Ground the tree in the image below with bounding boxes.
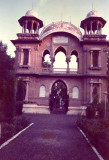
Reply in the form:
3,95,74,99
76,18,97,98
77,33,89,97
0,41,15,122
16,78,26,115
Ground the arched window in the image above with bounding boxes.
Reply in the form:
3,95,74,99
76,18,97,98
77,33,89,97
53,47,67,71
42,50,51,68
39,85,46,97
72,87,79,98
69,50,78,71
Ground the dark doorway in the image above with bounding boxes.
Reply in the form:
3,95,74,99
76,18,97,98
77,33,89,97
49,80,69,113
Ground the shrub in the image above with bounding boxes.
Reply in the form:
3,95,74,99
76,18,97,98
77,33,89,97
86,103,96,119
0,116,30,145
97,102,105,118
77,118,109,160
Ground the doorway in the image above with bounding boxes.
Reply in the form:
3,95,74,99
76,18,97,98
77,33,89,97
49,80,69,113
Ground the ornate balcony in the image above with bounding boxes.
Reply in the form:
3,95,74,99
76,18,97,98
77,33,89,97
16,66,78,75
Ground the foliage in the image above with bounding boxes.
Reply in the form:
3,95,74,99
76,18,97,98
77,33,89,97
0,41,15,122
16,79,26,115
0,116,30,145
97,102,105,118
86,101,106,119
43,61,51,68
77,117,109,160
86,103,96,119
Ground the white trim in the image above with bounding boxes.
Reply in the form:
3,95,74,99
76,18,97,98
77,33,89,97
78,127,104,160
0,123,34,150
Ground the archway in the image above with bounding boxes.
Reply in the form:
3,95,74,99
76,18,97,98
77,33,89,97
49,80,69,113
53,47,67,72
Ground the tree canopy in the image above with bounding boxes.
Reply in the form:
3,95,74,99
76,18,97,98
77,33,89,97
0,41,15,122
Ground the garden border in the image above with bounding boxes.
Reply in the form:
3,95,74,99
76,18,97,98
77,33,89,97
0,122,34,150
77,127,104,160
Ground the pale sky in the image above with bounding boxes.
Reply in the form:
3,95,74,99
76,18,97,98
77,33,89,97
0,0,109,56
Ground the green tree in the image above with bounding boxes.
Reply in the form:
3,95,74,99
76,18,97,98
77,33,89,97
0,41,15,122
16,78,26,115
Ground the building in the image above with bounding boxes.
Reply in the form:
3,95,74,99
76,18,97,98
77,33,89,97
11,9,108,114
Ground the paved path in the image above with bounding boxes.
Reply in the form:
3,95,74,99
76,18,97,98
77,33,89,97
0,114,99,160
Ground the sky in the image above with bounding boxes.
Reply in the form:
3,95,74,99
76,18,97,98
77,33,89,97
0,0,109,57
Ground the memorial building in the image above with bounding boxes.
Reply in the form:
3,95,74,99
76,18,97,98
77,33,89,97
11,9,108,114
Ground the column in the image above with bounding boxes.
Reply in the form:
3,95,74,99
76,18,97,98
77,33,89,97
22,25,24,33
97,21,99,34
85,25,87,35
90,50,93,67
28,49,31,66
100,24,102,35
36,23,39,34
99,82,102,103
31,21,34,34
20,49,24,65
90,22,93,35
25,21,28,33
90,79,93,103
25,81,29,101
66,57,70,74
98,51,101,67
50,57,55,72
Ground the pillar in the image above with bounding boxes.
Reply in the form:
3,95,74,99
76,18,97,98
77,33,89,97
97,21,99,34
28,49,31,66
50,57,55,72
99,82,102,103
90,21,93,35
24,21,28,33
31,21,34,34
22,24,24,33
84,25,87,35
66,57,70,74
90,50,93,67
90,79,93,103
98,51,101,67
20,48,24,65
25,81,29,101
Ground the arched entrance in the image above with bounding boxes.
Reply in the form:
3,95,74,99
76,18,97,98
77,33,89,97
49,80,69,113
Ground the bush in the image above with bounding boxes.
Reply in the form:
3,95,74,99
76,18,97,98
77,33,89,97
97,102,105,118
86,103,96,119
77,118,109,160
16,101,23,115
0,116,30,145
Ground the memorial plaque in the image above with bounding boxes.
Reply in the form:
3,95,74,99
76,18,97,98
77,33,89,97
53,36,68,44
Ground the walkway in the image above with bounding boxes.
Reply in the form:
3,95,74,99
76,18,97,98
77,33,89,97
0,114,99,160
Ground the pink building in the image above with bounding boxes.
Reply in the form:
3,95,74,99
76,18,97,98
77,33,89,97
11,10,108,114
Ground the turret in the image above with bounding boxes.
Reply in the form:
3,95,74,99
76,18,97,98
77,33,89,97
80,10,106,40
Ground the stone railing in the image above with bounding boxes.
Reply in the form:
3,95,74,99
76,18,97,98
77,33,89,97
16,66,78,75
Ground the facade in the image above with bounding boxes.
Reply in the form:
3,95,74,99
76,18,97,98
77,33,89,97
11,9,109,114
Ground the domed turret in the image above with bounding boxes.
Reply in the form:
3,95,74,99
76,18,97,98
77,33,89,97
80,10,106,36
86,10,99,18
18,10,43,35
25,10,38,18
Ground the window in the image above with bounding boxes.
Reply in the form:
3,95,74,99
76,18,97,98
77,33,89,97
39,85,46,97
72,87,79,98
92,50,99,67
23,49,29,65
92,86,98,103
